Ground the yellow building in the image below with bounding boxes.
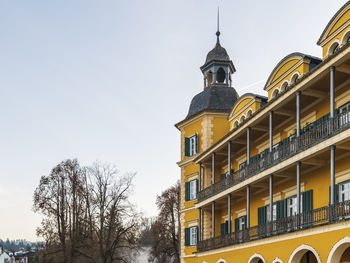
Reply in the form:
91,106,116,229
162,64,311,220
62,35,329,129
176,2,350,263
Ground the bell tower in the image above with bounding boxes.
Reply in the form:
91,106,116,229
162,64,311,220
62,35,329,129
200,8,236,89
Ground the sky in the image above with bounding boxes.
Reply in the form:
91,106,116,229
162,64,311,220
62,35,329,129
0,0,346,241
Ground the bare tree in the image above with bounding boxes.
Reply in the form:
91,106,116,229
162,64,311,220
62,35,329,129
33,159,141,263
148,181,180,263
85,162,140,263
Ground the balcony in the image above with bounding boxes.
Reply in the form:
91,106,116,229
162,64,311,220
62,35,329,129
197,200,350,252
198,109,350,203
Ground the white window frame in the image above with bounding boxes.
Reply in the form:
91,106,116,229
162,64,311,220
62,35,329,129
287,195,303,217
339,102,350,126
189,180,197,201
189,226,197,246
339,181,350,202
189,135,197,156
238,216,245,231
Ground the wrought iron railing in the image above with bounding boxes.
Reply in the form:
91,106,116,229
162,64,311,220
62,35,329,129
197,201,350,252
198,109,350,202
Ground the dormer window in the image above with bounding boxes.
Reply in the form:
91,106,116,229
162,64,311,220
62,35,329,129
271,89,279,99
332,43,340,54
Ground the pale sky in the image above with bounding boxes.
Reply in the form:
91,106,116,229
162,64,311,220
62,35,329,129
0,0,346,241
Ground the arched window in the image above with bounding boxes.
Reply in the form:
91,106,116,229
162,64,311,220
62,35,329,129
234,121,239,128
347,36,350,44
206,71,213,85
217,67,226,83
271,89,279,99
291,73,299,84
281,81,288,92
247,109,253,118
240,115,246,124
332,43,340,54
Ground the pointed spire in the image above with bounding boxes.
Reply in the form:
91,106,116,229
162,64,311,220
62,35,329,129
216,6,220,45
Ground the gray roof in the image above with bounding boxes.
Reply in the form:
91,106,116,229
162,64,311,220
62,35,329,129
204,43,230,65
186,86,239,119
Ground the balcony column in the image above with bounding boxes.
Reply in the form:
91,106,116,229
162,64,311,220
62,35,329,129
198,208,202,242
212,153,215,184
269,111,273,151
296,161,301,214
247,127,251,165
269,174,273,222
247,185,250,228
202,166,205,190
228,194,232,233
202,208,204,240
296,91,301,137
212,201,215,238
228,141,232,173
330,145,336,205
330,66,335,118
198,163,202,192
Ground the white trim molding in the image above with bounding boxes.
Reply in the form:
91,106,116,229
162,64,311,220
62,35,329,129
272,257,284,263
248,253,266,263
288,244,321,263
216,258,227,263
327,39,341,56
327,236,350,263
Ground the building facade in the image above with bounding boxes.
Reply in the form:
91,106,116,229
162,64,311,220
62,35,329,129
176,2,350,263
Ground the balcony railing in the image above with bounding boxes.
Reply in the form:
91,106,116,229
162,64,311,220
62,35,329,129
197,200,350,252
198,109,350,202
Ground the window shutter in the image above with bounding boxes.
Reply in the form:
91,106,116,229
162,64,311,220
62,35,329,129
185,137,190,156
225,220,229,234
277,200,286,219
195,134,199,154
195,226,198,243
234,218,239,232
185,182,190,201
220,223,225,236
302,190,313,213
243,215,247,229
258,206,267,225
335,184,339,203
195,179,198,199
185,228,190,246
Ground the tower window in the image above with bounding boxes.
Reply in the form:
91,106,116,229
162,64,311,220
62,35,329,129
206,71,213,85
217,67,226,83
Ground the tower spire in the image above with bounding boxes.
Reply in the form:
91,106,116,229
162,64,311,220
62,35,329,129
216,6,220,45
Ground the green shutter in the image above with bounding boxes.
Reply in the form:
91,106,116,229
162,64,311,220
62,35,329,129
185,182,190,201
185,228,190,246
225,220,229,234
258,206,267,225
277,200,287,219
220,223,225,236
195,134,199,154
234,218,239,232
302,190,313,213
185,137,190,156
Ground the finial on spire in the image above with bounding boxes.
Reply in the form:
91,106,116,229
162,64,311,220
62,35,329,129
216,6,220,45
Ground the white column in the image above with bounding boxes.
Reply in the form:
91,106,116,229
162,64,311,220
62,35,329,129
228,141,232,174
296,91,301,137
212,201,215,238
296,161,301,214
269,111,273,151
247,185,250,228
228,194,231,233
330,66,335,118
330,145,336,205
247,127,251,165
212,153,215,184
269,174,273,222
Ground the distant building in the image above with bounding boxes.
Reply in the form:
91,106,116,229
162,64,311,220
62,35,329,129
176,2,350,262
